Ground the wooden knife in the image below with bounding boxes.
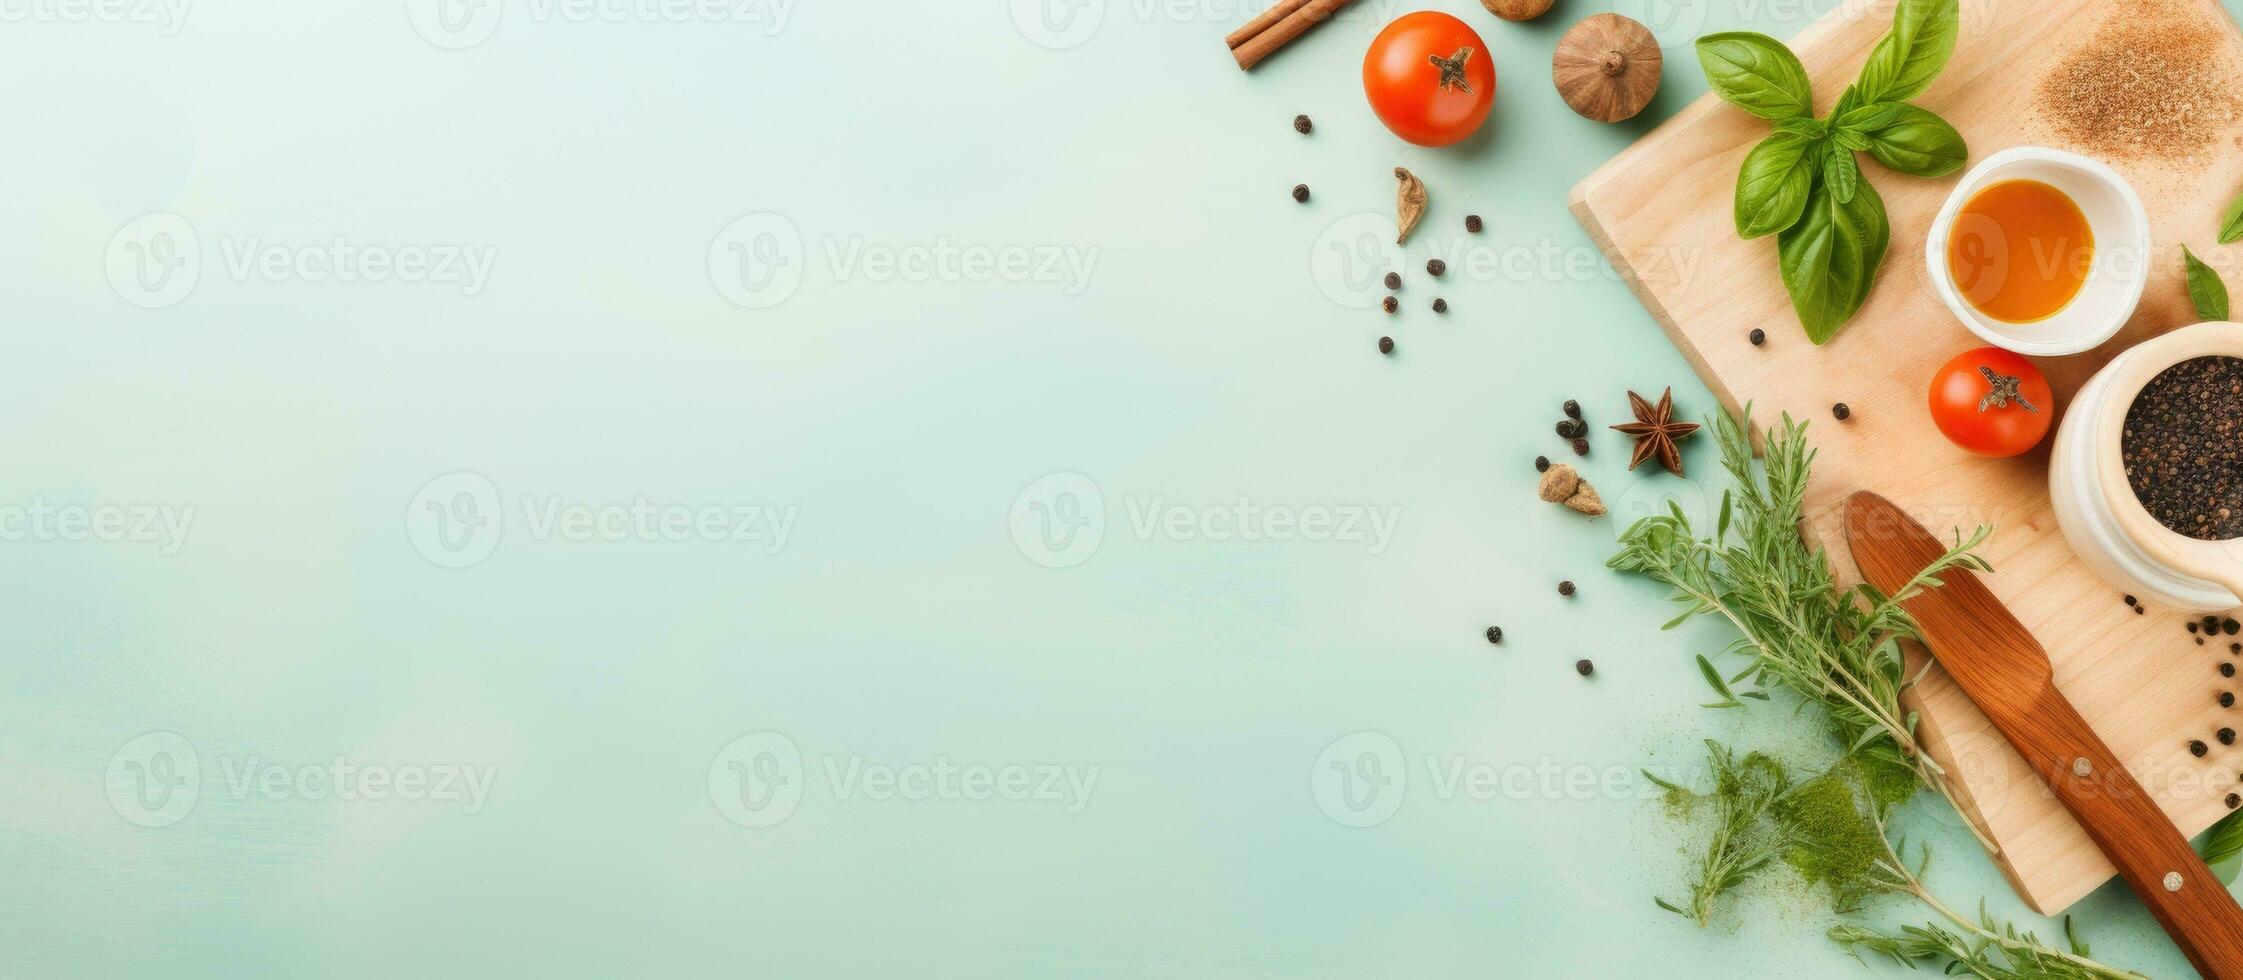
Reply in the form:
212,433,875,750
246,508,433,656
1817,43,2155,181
1845,490,2243,979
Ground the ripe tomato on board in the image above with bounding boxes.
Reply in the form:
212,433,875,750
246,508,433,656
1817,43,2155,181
1362,12,1495,147
1929,347,2054,457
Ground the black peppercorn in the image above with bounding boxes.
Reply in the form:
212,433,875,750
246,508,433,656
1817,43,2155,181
2200,638,2208,646
1748,328,1765,346
1384,272,1401,290
1558,580,1576,597
1563,399,1582,420
1293,114,1312,134
1292,184,1310,203
1833,403,1852,421
2192,739,2210,757
2137,606,2147,615
2124,594,2137,607
2223,663,2235,678
2206,615,2223,634
1485,626,1502,645
2221,728,2237,745
1556,419,1586,439
1382,296,1398,314
2191,622,2202,634
1378,336,1394,355
1571,438,1589,456
1431,298,1447,314
2231,642,2240,654
2222,692,2235,708
1465,214,1483,234
1534,455,1550,472
2227,617,2240,635
1426,259,1446,277
1575,659,1594,677
2228,793,2240,809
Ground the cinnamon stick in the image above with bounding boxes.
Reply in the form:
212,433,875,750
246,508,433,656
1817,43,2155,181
1229,0,1361,70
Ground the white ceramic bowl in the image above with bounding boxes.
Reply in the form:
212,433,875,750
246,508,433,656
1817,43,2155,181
1924,146,2149,356
2050,321,2243,611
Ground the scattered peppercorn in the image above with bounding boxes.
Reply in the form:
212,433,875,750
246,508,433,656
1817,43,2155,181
1384,272,1401,290
1558,580,1576,597
1426,258,1446,277
1293,114,1312,134
2206,615,2223,634
2199,637,2207,646
1485,626,1502,645
2228,793,2240,809
2192,739,2210,757
1557,419,1587,439
2227,617,2240,635
2221,727,2237,745
1382,296,1398,314
2124,594,2137,607
1292,184,1310,203
1432,298,1447,314
1563,399,1582,420
1575,659,1594,677
1534,455,1551,472
2137,606,2147,614
1465,214,1483,233
2223,663,2235,678
1833,403,1852,421
2222,692,2235,708
1748,328,1765,346
1571,438,1590,456
2231,642,2240,654
1378,336,1394,355
2190,621,2201,634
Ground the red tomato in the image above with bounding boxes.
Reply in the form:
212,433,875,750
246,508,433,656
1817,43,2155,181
1929,347,2054,457
1362,12,1495,147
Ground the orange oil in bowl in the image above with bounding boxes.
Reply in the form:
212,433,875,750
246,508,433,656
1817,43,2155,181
1945,179,2094,323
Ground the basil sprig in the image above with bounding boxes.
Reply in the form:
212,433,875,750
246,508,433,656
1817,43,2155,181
1698,0,1968,344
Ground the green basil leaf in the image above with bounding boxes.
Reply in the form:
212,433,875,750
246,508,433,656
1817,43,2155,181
1772,116,1826,139
1696,32,1814,120
1832,101,1907,136
1735,131,1818,238
1857,104,1967,177
1829,84,1863,123
1855,0,1960,104
1780,177,1888,344
2221,189,2243,244
2201,808,2243,884
2185,244,2230,321
1829,128,1870,152
1822,143,1859,205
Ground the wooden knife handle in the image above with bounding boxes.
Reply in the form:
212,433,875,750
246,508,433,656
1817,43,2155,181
2003,689,2243,978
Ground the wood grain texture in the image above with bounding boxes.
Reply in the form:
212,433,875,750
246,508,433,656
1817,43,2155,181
1572,0,2243,914
1849,492,2243,978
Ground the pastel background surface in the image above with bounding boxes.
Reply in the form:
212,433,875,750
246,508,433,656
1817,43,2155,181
0,0,2220,975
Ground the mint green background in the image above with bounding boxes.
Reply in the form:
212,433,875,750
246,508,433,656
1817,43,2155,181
0,0,2226,975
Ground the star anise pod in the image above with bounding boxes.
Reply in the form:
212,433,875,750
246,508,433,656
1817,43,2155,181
1610,387,1699,476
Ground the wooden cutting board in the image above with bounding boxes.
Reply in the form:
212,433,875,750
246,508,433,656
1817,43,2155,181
1574,0,2243,914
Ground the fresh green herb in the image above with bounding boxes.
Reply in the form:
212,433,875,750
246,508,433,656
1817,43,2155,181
1646,741,1790,925
2183,244,2229,320
1609,406,1989,813
2201,808,2243,885
2221,190,2243,245
1697,0,1967,344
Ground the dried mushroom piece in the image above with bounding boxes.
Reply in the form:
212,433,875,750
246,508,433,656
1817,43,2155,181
1394,167,1427,244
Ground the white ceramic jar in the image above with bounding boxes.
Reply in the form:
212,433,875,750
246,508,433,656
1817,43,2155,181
2050,321,2243,611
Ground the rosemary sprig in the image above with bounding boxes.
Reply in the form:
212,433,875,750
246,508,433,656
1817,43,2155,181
1645,741,1790,926
1608,406,1992,843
